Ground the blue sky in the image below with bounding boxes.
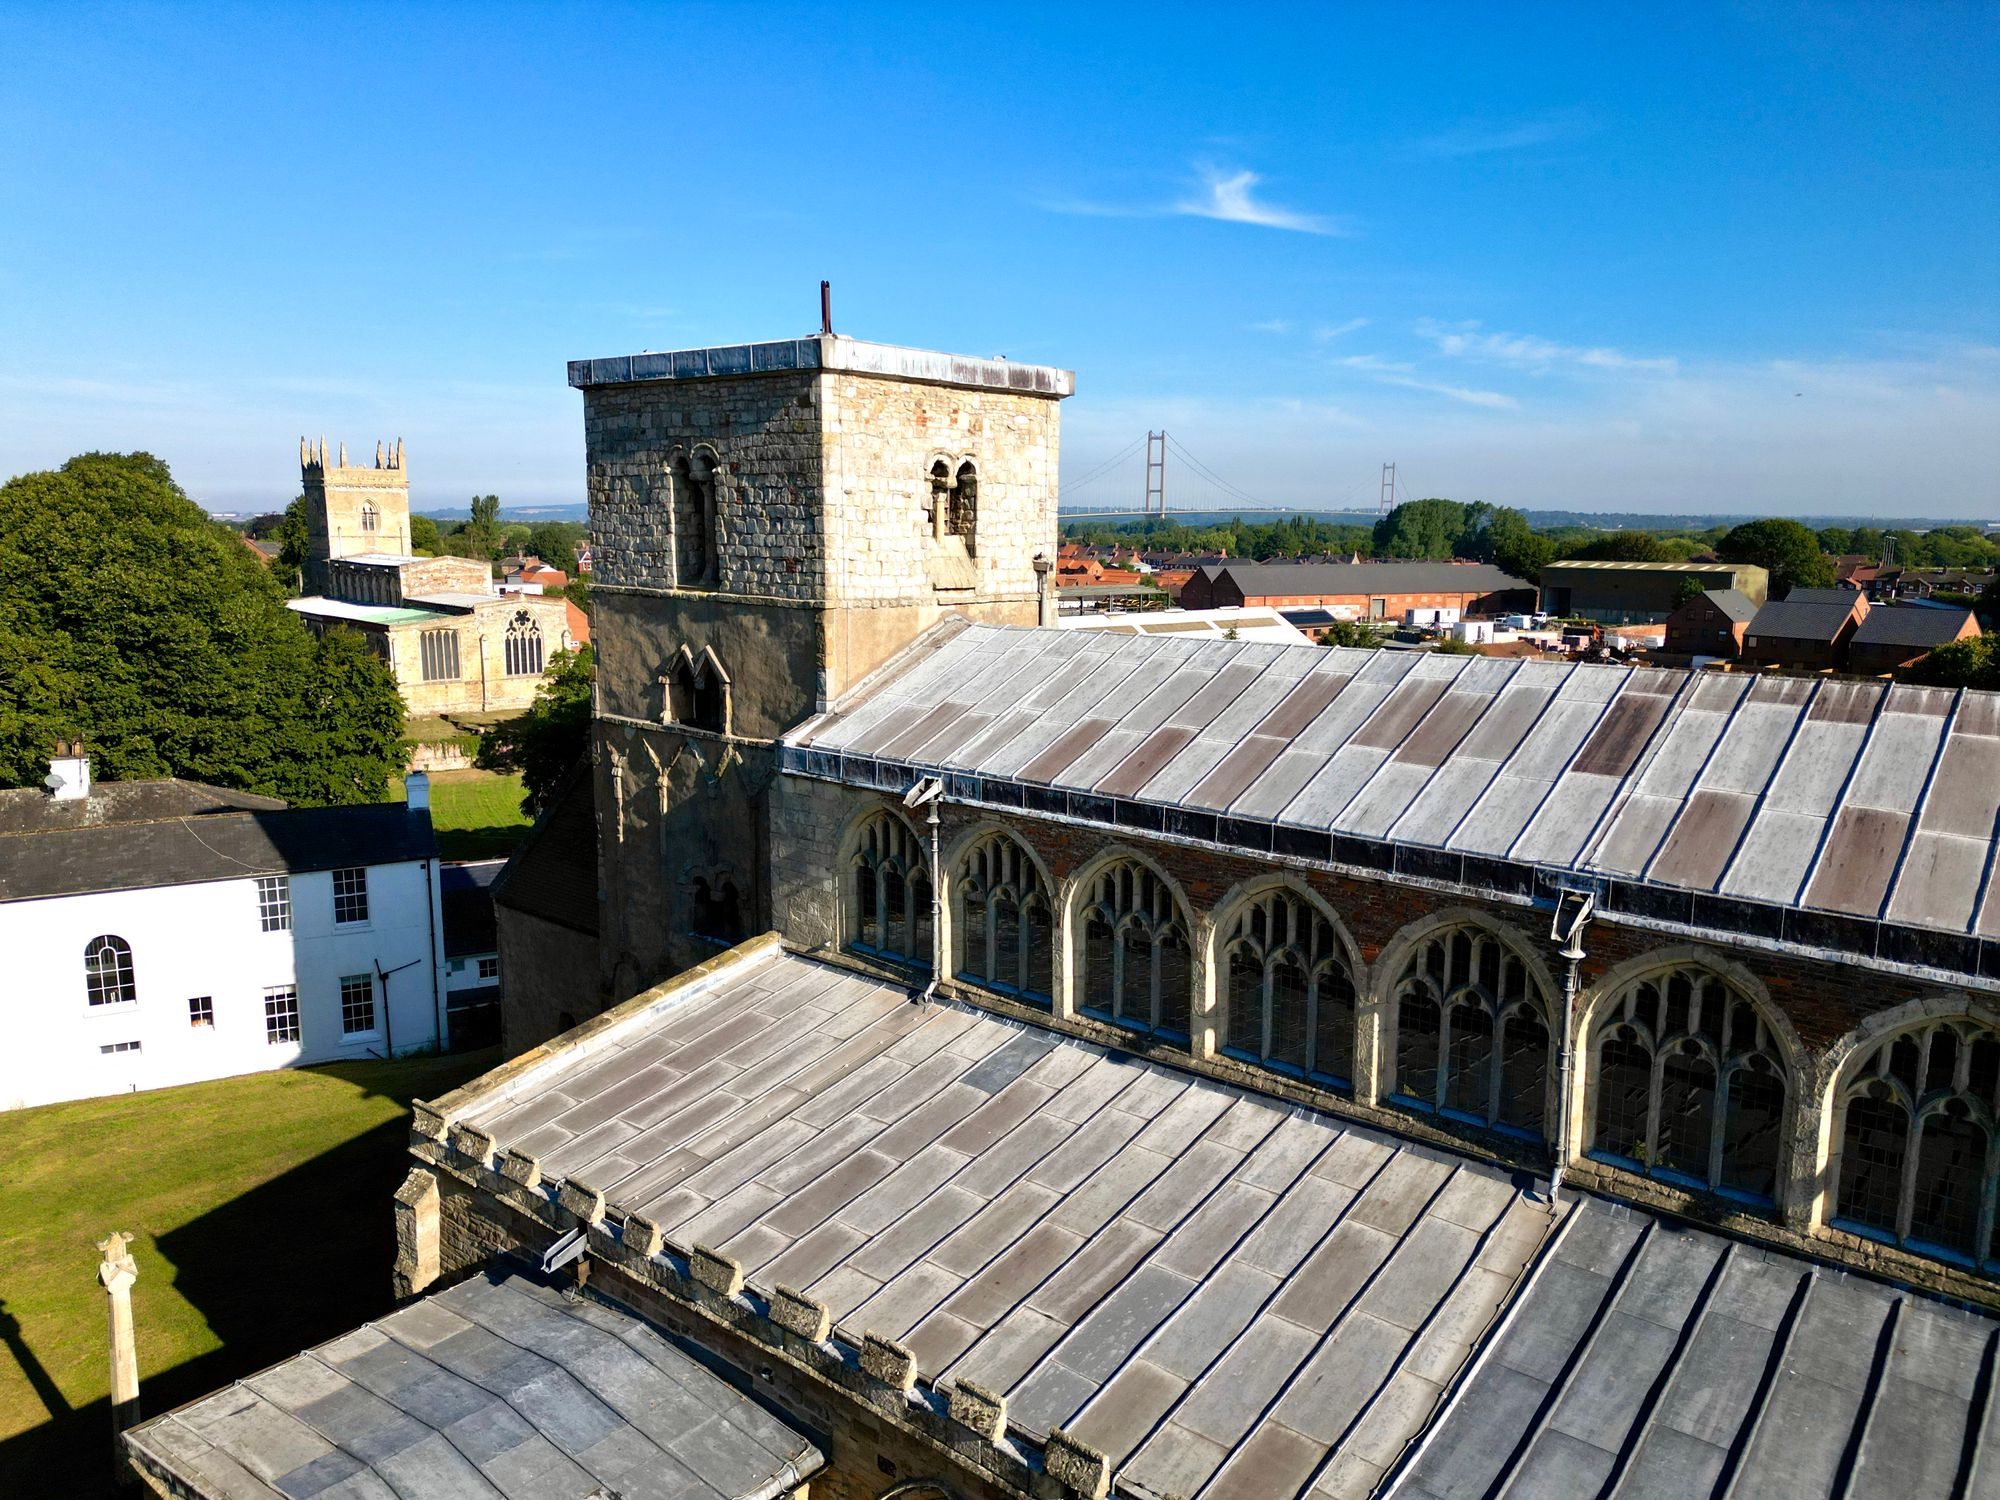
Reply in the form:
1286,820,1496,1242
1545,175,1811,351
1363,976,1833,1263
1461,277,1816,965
2,3,1995,517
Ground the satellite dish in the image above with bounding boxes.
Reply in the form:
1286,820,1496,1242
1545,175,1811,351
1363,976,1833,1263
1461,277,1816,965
43,772,64,792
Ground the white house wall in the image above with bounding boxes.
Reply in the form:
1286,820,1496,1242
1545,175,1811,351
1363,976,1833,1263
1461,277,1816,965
0,861,446,1111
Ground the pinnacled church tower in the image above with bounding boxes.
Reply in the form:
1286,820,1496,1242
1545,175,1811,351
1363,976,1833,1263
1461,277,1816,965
571,315,1072,992
300,436,411,593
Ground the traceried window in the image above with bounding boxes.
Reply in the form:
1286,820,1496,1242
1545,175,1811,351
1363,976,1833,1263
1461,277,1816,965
1391,924,1552,1138
1833,1018,2000,1267
265,985,300,1044
419,628,460,681
504,613,544,677
361,501,379,533
332,866,369,925
1075,860,1192,1043
955,833,1053,1005
256,875,291,932
671,450,718,587
340,974,377,1036
85,935,136,1006
1588,965,1789,1201
847,811,931,970
1220,887,1356,1085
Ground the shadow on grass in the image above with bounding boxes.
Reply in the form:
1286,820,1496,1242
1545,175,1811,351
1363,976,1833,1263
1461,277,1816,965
0,1050,497,1499
435,823,530,861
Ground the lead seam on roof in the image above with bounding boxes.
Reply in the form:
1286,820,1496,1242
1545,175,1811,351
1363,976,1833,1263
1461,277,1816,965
1864,687,1963,923
1711,678,1828,896
1790,681,1898,916
1635,674,1759,886
1573,669,1705,876
1714,1269,1820,1499
1501,665,1637,865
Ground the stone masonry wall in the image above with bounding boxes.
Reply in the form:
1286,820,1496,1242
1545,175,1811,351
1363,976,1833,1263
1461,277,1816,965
584,373,825,598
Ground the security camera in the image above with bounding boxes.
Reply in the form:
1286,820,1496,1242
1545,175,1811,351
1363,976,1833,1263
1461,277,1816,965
903,777,943,810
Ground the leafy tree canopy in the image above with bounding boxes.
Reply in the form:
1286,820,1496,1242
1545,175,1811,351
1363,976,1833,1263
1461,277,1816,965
0,453,406,803
478,644,593,816
1373,498,1478,560
1716,517,1835,596
276,495,310,593
409,514,443,554
1898,636,1998,690
1320,619,1382,649
525,520,588,573
463,494,503,562
1570,531,1675,563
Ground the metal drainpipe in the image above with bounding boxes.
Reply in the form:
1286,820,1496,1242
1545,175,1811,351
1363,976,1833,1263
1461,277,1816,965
922,797,943,1004
1549,895,1593,1198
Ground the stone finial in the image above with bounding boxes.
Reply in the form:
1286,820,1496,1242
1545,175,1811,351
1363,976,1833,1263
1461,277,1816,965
410,1104,447,1142
770,1285,831,1343
391,1169,440,1299
498,1149,541,1190
622,1215,663,1257
690,1245,744,1297
299,436,309,468
1045,1429,1111,1499
557,1178,606,1225
395,437,404,470
447,1122,495,1168
860,1333,917,1393
338,442,347,467
948,1379,1007,1440
376,440,384,468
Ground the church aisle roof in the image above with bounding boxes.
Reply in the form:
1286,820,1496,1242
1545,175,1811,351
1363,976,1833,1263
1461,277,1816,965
441,947,2000,1500
782,623,2000,960
123,1270,824,1500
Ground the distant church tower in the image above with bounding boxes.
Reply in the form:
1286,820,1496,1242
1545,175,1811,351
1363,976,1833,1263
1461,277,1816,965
572,328,1073,993
300,437,411,593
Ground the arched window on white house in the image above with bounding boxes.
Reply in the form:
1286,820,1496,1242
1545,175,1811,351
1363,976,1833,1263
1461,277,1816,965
847,811,931,971
1220,887,1356,1086
955,833,1053,1005
85,935,136,1006
1075,860,1191,1043
1588,965,1789,1202
1392,924,1551,1139
1833,1018,2000,1267
504,612,544,677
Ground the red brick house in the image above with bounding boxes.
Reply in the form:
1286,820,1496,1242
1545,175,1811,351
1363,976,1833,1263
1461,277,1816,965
1850,605,1980,675
1178,560,1532,618
1662,588,1758,659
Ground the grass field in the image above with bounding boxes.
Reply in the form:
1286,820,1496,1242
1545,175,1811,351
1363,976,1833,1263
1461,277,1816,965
404,767,532,860
0,1050,496,1496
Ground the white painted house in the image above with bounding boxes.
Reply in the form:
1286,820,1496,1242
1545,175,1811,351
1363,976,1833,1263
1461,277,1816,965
0,751,450,1111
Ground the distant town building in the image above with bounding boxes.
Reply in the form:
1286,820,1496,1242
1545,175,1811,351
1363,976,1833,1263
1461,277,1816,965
288,440,577,717
1178,560,1532,618
1540,559,1770,624
0,749,448,1110
1850,605,1982,676
1740,587,1869,670
1662,587,1759,660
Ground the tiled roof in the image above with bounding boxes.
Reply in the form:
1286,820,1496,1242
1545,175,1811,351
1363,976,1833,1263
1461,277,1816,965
784,623,2000,943
1697,589,1758,622
441,859,503,958
1744,599,1861,642
1854,606,1978,649
0,778,286,837
446,949,2000,1500
454,949,1561,1500
123,1270,824,1499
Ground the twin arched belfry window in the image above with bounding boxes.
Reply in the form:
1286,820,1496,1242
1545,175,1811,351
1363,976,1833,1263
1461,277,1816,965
1588,965,1788,1201
1834,1018,1999,1267
1393,926,1551,1138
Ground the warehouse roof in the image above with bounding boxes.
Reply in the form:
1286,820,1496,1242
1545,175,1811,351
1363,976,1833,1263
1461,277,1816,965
1854,606,1979,649
439,946,2000,1500
123,1269,823,1500
1201,562,1528,598
1545,560,1750,573
783,623,2000,954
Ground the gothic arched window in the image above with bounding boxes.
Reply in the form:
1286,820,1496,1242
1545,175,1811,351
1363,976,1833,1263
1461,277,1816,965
691,876,744,946
504,613,544,676
951,461,978,548
1391,924,1551,1139
671,451,718,587
1587,965,1790,1201
85,935,136,1006
955,833,1053,1005
360,501,379,534
1220,886,1356,1086
847,811,931,971
1833,1018,2000,1267
1075,859,1191,1043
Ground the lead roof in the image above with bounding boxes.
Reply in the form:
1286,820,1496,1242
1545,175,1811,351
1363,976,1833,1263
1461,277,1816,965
447,949,2000,1500
783,622,2000,944
123,1270,824,1500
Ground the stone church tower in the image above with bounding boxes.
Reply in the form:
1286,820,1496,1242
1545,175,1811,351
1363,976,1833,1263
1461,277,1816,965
571,331,1073,993
300,436,412,593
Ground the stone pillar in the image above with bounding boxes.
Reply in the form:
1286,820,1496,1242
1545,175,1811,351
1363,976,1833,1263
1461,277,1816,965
392,1167,441,1299
96,1231,139,1486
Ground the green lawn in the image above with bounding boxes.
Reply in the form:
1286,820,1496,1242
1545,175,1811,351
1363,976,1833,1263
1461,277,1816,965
0,1050,496,1496
404,767,532,860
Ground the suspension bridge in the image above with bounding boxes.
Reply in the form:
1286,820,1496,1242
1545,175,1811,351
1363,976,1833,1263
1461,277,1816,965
1057,432,1411,519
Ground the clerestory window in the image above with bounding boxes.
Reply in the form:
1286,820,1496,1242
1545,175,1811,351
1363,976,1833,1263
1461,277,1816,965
1075,860,1191,1043
955,832,1053,1005
1391,925,1552,1140
1220,886,1356,1086
847,811,931,971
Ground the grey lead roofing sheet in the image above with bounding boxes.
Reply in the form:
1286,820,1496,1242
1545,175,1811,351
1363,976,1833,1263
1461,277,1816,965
1387,1197,2000,1500
794,625,2000,935
123,1271,822,1500
456,950,1565,1500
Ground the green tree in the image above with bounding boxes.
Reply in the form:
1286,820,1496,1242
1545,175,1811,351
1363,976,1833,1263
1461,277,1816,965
1373,499,1469,559
1431,637,1485,655
0,453,405,803
1673,575,1708,606
562,576,591,615
526,520,588,573
478,645,593,815
409,514,443,554
463,494,503,561
1571,532,1675,563
1716,517,1834,596
1898,636,1997,689
276,494,310,592
1818,526,1854,555
1321,619,1383,649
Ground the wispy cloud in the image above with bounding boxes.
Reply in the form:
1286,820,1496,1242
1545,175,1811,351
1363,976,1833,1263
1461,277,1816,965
1415,318,1678,374
1335,354,1516,408
1173,165,1342,235
1414,113,1590,157
1250,319,1292,334
1314,317,1369,342
1040,162,1347,236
